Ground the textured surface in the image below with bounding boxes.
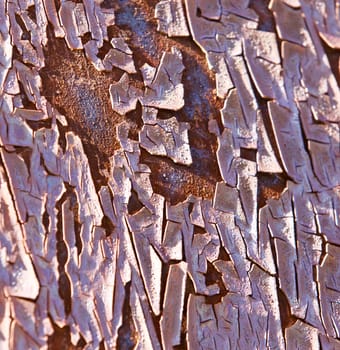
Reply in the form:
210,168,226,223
0,0,339,349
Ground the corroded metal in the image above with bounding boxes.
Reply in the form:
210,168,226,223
0,0,339,349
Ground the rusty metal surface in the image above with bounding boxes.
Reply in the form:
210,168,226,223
0,0,339,349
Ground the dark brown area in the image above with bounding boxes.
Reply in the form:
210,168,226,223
48,323,85,350
277,288,297,330
15,146,32,170
55,187,74,316
26,118,52,132
172,277,195,350
114,0,223,203
40,26,126,185
321,42,340,86
102,215,116,237
204,262,228,305
40,0,223,203
69,188,83,257
257,172,287,208
267,235,298,333
206,261,227,290
173,342,187,350
126,101,144,141
141,150,219,204
127,189,144,214
15,14,31,41
117,282,138,350
18,79,37,109
240,147,257,162
218,247,232,261
143,67,223,202
27,5,37,23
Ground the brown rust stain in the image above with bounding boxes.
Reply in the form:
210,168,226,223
257,172,287,208
321,42,340,86
141,150,219,204
40,0,223,203
277,288,298,331
40,26,129,179
48,324,85,350
39,1,290,208
113,0,223,203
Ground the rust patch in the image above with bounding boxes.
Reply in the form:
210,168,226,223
151,48,223,204
113,0,223,203
257,172,287,208
48,324,84,350
40,1,223,201
40,26,127,177
277,288,297,330
321,42,340,86
172,277,195,350
141,150,219,204
56,188,74,316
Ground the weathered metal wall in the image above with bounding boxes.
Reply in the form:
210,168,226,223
0,0,339,349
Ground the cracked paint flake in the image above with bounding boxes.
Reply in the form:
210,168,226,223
103,38,136,74
139,116,192,165
109,73,141,115
155,0,190,37
141,47,185,110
